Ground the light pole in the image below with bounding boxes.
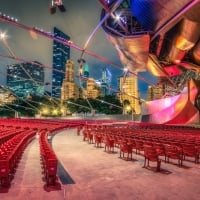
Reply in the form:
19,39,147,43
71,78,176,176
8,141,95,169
125,104,135,121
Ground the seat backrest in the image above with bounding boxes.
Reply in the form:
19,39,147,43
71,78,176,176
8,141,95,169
144,145,158,160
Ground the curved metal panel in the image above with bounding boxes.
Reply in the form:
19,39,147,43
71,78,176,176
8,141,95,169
165,100,199,124
178,61,200,71
177,18,200,44
147,54,166,76
106,34,150,72
141,79,199,124
163,65,182,76
168,45,186,63
141,95,180,115
130,0,194,31
192,41,200,64
185,2,200,21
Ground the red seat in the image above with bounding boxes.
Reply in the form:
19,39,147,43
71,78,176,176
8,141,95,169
153,142,165,156
0,160,10,186
119,141,133,161
143,145,161,172
135,140,144,155
87,132,93,144
164,145,183,166
182,144,198,163
46,159,58,186
94,134,103,148
104,136,115,153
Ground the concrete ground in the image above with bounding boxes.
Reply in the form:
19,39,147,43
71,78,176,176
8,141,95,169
1,128,200,200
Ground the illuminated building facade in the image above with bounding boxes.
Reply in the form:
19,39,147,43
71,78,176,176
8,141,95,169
119,76,141,114
7,61,44,98
79,62,90,89
146,85,164,101
52,27,70,99
0,86,16,105
84,78,101,99
61,60,80,101
100,67,111,96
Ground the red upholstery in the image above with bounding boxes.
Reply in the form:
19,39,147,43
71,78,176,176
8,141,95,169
39,130,58,186
94,134,103,148
104,136,115,153
182,144,198,163
119,140,133,161
0,129,36,187
143,145,161,172
164,145,183,166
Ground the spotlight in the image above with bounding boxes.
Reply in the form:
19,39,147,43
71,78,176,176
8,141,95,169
77,58,86,63
49,0,66,14
58,4,66,12
49,6,56,14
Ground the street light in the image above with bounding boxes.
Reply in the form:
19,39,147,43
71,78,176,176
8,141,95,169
0,32,6,40
125,104,135,121
52,109,58,115
41,107,49,115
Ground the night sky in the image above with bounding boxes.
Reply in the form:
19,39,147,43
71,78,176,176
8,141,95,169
0,0,156,98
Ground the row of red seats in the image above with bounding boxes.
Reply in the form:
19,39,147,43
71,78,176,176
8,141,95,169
91,124,200,148
0,118,85,134
39,130,58,186
0,128,25,146
82,124,200,171
0,129,36,187
0,119,83,188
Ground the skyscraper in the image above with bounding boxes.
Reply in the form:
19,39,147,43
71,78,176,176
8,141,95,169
119,76,141,114
100,67,112,96
0,86,16,105
61,60,80,101
7,61,44,98
83,78,101,99
82,63,90,89
52,27,70,99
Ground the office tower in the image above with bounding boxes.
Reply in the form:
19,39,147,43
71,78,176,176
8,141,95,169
61,60,80,101
0,86,16,105
83,78,101,99
7,61,44,98
80,62,89,89
146,85,165,101
100,67,112,96
119,76,140,114
52,27,70,99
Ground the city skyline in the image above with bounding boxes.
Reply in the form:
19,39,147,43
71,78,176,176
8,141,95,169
0,0,156,98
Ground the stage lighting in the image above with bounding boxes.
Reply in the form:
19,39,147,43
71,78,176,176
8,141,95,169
77,58,86,63
50,6,56,14
58,4,66,12
49,0,66,14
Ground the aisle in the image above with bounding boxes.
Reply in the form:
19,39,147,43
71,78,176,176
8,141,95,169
1,137,64,200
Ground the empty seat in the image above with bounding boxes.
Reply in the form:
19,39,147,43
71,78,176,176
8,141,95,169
182,144,198,163
104,136,115,153
119,141,133,161
94,134,103,148
143,145,161,172
164,145,183,166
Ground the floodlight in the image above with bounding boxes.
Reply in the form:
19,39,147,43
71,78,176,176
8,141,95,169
58,5,66,12
49,6,56,14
